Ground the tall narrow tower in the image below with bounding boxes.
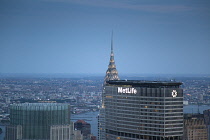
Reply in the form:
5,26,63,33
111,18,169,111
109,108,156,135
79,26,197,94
99,33,120,140
104,32,120,85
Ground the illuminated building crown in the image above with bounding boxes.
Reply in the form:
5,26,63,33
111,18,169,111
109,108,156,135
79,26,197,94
104,32,120,85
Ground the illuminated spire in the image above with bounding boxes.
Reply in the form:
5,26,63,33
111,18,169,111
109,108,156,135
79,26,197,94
104,32,120,85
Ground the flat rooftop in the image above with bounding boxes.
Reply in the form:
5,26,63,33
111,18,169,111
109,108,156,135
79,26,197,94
107,80,182,87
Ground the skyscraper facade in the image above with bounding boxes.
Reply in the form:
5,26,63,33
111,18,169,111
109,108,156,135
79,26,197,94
6,103,72,140
184,114,208,140
103,80,183,140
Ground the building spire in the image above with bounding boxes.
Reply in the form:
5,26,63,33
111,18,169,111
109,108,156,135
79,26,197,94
111,31,113,54
104,32,120,85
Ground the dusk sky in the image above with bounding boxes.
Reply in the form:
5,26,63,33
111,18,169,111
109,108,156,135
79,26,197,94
0,0,210,75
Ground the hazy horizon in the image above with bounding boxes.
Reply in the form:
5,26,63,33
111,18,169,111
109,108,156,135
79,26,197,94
0,72,209,78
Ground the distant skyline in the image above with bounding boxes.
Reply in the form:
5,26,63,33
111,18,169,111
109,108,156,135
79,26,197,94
0,0,210,75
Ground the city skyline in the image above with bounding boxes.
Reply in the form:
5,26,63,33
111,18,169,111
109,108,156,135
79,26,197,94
0,0,210,75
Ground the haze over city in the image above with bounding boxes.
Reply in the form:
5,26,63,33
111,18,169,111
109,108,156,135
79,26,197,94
0,0,210,75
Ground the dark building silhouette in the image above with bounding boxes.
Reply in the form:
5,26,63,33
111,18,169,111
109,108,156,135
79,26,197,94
204,109,210,140
103,80,183,140
90,135,97,140
184,114,208,140
74,120,91,140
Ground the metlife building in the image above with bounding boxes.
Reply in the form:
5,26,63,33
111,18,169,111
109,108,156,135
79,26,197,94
104,80,183,140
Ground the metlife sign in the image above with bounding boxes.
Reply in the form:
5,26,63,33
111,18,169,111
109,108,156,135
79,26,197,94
118,87,137,94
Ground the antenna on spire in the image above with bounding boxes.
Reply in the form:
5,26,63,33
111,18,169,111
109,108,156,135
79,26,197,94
111,30,113,53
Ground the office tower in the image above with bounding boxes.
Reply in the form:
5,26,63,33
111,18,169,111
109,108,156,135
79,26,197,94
204,109,210,140
184,114,208,140
74,120,91,139
99,33,120,140
103,80,183,140
6,103,73,140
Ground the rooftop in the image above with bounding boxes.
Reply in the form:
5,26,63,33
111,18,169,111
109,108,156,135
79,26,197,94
10,103,69,110
75,120,90,125
107,80,182,87
11,103,68,106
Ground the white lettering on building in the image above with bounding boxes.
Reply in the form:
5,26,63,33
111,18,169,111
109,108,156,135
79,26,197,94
118,87,137,94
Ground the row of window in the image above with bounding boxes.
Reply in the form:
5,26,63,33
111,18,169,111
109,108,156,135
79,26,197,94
106,129,183,139
105,95,183,101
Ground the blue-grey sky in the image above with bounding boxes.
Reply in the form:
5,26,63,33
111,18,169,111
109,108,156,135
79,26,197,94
0,0,210,75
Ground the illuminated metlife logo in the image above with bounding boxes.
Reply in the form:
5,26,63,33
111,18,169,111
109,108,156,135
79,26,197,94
172,90,178,97
118,87,137,94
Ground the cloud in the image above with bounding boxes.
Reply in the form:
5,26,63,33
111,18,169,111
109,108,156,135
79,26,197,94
46,0,193,13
